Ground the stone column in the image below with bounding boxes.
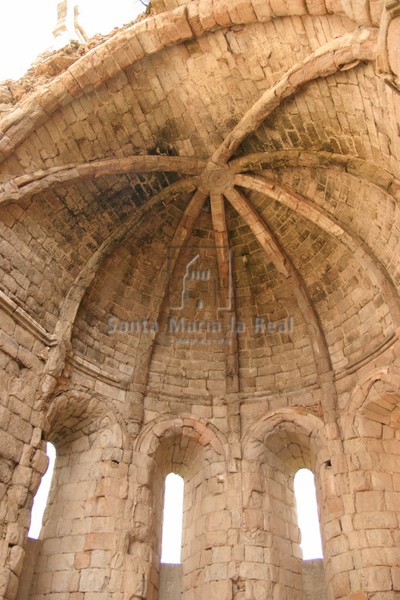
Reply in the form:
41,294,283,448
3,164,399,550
0,351,48,600
320,413,400,599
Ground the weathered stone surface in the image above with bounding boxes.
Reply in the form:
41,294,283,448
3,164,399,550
0,1,398,600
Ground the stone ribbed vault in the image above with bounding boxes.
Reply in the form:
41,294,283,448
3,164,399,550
1,0,400,599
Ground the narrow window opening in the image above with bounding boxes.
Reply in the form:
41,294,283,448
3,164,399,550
294,468,323,560
28,442,56,539
160,473,184,564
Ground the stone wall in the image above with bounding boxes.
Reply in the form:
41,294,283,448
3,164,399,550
302,560,327,600
158,560,328,600
1,0,400,598
15,539,40,600
159,565,183,600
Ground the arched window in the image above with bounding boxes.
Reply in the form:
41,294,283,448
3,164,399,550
294,468,323,560
160,473,184,564
28,442,56,539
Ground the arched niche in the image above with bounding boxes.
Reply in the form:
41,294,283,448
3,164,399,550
131,414,228,600
29,391,127,599
241,408,327,600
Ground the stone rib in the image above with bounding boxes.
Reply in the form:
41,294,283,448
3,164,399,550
210,192,239,395
212,28,378,165
236,173,400,331
0,5,378,164
131,187,208,388
0,156,206,205
224,186,333,379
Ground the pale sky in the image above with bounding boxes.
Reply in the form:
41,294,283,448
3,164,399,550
295,468,324,560
28,442,56,539
0,0,147,81
161,473,185,563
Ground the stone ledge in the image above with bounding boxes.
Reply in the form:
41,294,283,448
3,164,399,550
0,289,57,348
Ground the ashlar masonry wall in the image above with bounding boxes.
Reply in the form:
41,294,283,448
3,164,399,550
1,1,400,599
7,353,400,600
